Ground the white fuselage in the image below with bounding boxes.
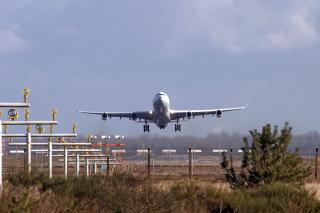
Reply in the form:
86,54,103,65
152,92,171,129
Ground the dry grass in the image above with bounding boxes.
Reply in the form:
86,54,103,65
306,183,320,200
1,171,319,212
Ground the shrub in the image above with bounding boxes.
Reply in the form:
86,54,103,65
8,170,48,187
4,167,320,212
222,123,311,188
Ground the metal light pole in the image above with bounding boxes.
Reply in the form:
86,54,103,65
4,132,78,178
94,161,97,174
24,109,31,132
76,153,80,177
48,140,52,178
27,133,32,173
0,100,30,198
64,146,68,179
85,157,89,177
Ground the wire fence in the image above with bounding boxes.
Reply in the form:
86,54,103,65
2,145,319,181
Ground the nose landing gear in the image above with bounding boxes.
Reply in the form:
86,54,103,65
174,123,181,132
143,124,150,132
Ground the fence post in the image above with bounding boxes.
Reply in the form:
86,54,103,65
189,147,192,180
147,148,151,181
315,147,318,180
152,147,155,174
229,147,233,169
309,144,311,166
107,155,110,176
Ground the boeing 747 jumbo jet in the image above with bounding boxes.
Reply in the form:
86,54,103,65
79,92,247,132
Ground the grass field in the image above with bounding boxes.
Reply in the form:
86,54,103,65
2,153,320,212
0,171,320,212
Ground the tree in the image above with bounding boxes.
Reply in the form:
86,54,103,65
221,123,311,188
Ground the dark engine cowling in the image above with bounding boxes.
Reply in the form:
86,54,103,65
101,113,108,120
131,113,137,121
216,110,222,118
186,111,192,119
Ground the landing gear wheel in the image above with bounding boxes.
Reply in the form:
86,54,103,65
174,124,181,132
143,124,150,133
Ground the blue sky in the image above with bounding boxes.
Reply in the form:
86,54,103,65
0,0,320,136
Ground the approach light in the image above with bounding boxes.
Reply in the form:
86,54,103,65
101,135,111,140
51,109,58,121
22,87,30,103
72,123,78,133
25,109,31,132
8,109,18,121
115,135,125,140
87,134,94,143
24,108,30,121
36,124,44,134
56,136,64,143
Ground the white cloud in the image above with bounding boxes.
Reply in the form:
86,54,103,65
0,25,30,54
163,0,320,53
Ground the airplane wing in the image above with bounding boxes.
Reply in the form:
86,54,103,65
78,110,153,122
170,105,247,121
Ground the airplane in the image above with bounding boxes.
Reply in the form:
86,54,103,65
79,92,247,132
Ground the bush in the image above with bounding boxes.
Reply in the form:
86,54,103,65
222,123,311,188
8,170,48,187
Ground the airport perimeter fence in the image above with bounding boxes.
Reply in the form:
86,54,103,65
2,145,319,180
118,145,317,179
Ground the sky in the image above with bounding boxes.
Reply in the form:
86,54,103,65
0,0,320,137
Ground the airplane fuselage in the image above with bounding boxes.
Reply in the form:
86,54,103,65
152,92,171,129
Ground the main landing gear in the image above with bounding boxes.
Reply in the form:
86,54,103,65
143,123,150,132
175,123,181,132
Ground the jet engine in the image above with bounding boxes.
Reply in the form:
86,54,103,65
131,113,137,121
101,113,108,120
186,111,192,119
216,110,222,118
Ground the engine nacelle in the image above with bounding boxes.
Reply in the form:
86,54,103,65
131,113,137,121
186,111,192,119
101,113,108,120
216,110,222,118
